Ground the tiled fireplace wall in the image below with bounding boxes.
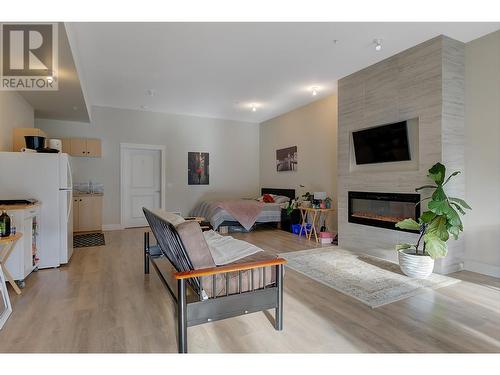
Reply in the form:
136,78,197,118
337,35,465,274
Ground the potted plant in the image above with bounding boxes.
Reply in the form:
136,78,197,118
284,193,311,216
395,162,471,278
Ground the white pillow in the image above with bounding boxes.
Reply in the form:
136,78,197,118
256,194,290,203
272,195,290,204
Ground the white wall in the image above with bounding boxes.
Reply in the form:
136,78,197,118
464,30,500,277
37,105,260,227
260,95,338,231
0,92,34,151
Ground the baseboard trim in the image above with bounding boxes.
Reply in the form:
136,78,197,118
435,262,464,275
102,224,124,231
464,260,500,278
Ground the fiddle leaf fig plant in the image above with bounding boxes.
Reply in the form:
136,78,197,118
395,162,471,259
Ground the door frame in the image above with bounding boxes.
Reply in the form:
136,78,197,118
120,143,166,228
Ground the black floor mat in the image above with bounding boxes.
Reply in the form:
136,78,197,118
74,232,105,248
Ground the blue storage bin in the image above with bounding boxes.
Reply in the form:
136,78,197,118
291,223,311,236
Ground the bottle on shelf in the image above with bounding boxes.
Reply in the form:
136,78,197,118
0,210,11,237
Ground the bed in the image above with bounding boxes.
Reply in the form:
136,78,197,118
189,188,295,231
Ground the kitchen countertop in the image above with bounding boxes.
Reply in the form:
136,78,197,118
73,192,104,197
0,201,40,211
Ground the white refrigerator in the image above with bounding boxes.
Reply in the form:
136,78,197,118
0,152,73,268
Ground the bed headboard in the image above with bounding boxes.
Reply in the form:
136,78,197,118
261,188,296,201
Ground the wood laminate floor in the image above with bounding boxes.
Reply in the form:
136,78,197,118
0,227,499,353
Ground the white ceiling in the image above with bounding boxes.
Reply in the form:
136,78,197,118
69,22,500,123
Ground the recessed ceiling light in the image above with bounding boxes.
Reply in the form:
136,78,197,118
251,104,257,112
374,39,382,51
311,86,319,96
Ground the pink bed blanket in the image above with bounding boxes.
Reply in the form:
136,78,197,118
215,200,265,230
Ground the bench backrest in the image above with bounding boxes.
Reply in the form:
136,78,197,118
143,208,201,294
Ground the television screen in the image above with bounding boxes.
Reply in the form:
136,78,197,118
352,121,410,165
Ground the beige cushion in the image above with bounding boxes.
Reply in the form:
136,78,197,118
176,221,216,269
202,251,277,298
175,221,276,298
151,209,185,226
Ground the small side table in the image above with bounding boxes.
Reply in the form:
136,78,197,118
298,207,335,242
0,233,23,295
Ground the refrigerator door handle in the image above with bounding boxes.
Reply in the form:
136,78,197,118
67,158,73,190
67,189,73,222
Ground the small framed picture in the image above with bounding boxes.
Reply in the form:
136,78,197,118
188,152,210,185
276,146,298,172
0,268,12,330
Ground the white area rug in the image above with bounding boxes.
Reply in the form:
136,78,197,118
280,247,460,308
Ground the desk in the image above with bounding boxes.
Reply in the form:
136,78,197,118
0,233,23,295
298,207,335,242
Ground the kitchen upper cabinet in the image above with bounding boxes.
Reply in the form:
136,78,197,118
70,138,87,156
85,139,102,157
63,138,102,157
73,195,102,232
62,138,71,154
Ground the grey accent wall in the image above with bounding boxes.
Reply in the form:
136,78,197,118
37,106,260,226
338,36,465,274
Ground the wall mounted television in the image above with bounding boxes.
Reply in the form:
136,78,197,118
352,121,411,165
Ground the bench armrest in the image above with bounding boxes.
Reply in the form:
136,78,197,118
173,257,287,280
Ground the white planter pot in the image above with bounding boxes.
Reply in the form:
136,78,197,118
398,249,434,279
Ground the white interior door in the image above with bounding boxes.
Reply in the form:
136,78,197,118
122,146,163,228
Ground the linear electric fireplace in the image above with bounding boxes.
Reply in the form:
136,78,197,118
348,191,420,232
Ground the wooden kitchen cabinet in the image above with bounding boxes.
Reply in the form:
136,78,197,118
70,138,87,156
63,138,102,157
85,139,102,157
62,139,71,154
73,195,102,232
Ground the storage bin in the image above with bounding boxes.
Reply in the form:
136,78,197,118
291,223,311,236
